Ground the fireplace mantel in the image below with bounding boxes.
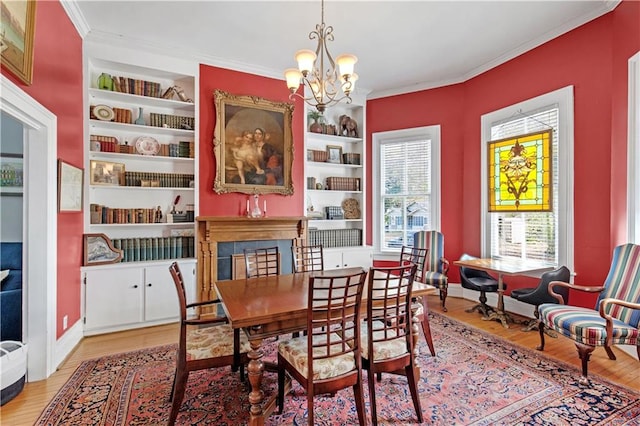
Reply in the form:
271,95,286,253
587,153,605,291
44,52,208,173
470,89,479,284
196,216,308,301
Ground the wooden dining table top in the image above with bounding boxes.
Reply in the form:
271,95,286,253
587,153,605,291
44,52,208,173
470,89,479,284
214,267,437,332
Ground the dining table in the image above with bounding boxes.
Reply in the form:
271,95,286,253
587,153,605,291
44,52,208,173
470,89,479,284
453,257,555,328
214,267,437,426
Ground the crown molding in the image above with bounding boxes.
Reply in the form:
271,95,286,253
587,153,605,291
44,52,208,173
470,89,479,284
60,0,91,38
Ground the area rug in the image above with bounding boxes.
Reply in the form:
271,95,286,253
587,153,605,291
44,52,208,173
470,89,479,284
36,313,640,425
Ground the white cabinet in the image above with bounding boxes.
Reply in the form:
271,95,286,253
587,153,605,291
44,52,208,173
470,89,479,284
304,95,369,252
324,246,373,270
82,260,195,335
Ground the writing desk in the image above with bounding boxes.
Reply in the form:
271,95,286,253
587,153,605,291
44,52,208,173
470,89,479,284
215,268,436,426
453,258,554,328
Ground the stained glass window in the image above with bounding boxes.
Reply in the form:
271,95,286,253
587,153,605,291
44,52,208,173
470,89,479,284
488,130,552,212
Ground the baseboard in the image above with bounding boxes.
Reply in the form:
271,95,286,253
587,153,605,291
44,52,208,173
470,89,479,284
53,320,83,371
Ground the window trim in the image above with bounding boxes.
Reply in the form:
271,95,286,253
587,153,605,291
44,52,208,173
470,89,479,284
372,125,441,257
628,52,640,244
480,86,574,270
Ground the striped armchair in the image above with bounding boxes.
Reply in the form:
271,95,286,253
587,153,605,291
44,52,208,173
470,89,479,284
413,231,450,311
537,244,640,385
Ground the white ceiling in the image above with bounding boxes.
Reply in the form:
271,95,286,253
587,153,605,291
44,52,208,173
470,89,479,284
67,0,618,98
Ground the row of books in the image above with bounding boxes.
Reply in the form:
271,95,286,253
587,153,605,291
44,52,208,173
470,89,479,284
90,204,163,224
149,113,195,130
123,172,194,188
308,229,362,248
112,76,162,98
112,236,194,263
325,177,361,191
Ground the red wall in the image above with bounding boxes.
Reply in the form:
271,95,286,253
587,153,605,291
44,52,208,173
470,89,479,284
367,1,640,306
198,65,304,217
1,2,83,338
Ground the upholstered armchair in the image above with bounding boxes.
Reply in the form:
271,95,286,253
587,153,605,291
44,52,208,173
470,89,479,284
413,231,450,311
537,244,640,385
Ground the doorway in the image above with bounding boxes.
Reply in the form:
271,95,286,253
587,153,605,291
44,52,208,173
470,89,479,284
1,75,57,380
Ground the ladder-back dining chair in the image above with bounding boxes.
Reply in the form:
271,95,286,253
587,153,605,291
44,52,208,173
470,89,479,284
413,230,450,311
168,262,250,425
244,246,280,278
292,244,324,272
277,268,368,426
363,264,423,425
537,244,640,385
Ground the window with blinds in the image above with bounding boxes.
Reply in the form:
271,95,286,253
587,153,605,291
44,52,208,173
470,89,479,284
379,139,431,250
489,106,559,263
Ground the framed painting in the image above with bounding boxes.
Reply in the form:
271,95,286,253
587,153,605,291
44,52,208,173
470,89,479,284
0,153,23,194
326,145,343,164
89,160,125,186
83,233,123,266
58,160,83,212
213,89,294,195
0,0,36,85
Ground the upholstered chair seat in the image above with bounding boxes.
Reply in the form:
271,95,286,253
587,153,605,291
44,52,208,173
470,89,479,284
359,322,407,361
186,324,251,360
278,333,357,380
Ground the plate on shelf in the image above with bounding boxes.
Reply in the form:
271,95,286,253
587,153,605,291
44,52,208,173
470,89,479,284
135,136,160,155
93,104,114,121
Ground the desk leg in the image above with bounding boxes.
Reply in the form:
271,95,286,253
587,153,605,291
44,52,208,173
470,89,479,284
482,273,513,328
248,336,265,426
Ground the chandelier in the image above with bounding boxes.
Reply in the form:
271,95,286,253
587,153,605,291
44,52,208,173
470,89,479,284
284,0,358,113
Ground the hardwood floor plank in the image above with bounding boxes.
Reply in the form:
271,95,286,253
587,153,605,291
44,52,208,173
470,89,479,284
1,296,637,425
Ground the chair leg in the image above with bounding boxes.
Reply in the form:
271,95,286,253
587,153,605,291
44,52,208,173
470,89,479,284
368,369,379,426
536,320,546,351
419,297,436,356
440,287,448,312
405,363,424,423
277,362,285,414
353,376,367,426
604,345,617,360
307,387,315,426
575,342,596,385
168,369,188,426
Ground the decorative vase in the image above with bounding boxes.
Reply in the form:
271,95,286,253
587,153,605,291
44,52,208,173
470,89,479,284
97,73,113,91
135,107,145,125
309,118,323,133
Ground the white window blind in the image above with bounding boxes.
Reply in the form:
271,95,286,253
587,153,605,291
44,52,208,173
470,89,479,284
489,107,559,263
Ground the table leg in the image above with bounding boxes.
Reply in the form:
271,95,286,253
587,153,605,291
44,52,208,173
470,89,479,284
482,273,514,328
248,335,265,426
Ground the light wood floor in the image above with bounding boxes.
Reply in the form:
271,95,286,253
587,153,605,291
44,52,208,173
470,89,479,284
2,295,638,425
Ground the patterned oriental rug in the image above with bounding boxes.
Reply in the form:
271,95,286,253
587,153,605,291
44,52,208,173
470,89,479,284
36,313,640,426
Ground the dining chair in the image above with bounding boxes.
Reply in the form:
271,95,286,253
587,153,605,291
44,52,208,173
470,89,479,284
399,245,436,356
277,268,368,426
413,230,450,311
244,246,280,278
292,244,324,272
168,262,250,426
362,264,423,425
537,244,640,385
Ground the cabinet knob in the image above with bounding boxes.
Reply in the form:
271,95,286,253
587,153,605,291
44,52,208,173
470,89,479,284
133,284,138,288
147,283,152,287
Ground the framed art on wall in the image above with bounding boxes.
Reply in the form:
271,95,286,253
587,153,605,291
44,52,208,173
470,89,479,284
0,0,37,85
213,89,294,195
58,160,83,212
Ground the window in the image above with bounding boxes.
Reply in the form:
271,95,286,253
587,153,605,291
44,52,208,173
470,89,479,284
628,52,640,244
373,126,441,253
481,86,574,268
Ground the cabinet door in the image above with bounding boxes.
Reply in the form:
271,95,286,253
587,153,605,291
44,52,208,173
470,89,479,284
84,268,143,331
144,265,180,322
341,247,373,269
324,250,345,270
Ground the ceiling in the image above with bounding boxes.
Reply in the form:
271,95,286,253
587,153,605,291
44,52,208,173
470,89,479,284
67,0,618,99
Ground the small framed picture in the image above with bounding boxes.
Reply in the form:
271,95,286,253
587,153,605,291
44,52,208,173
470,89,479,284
89,160,125,186
57,160,83,212
326,145,343,164
83,233,123,266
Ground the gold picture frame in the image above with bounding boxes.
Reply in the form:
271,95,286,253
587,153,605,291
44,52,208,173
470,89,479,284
213,89,294,195
0,1,37,85
57,160,83,212
326,145,343,164
89,160,125,186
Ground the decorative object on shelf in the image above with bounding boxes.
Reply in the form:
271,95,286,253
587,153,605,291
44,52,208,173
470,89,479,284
341,198,361,219
134,136,160,156
134,107,145,125
89,160,125,186
93,105,115,121
97,73,113,91
57,160,83,212
213,89,294,195
154,206,163,223
161,86,193,103
315,182,323,190
284,0,358,113
1,0,36,85
246,194,264,218
339,115,359,138
83,233,123,266
326,145,343,164
308,111,324,133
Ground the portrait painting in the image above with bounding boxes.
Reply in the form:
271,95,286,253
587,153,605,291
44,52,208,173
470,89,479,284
213,89,294,195
0,0,36,85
